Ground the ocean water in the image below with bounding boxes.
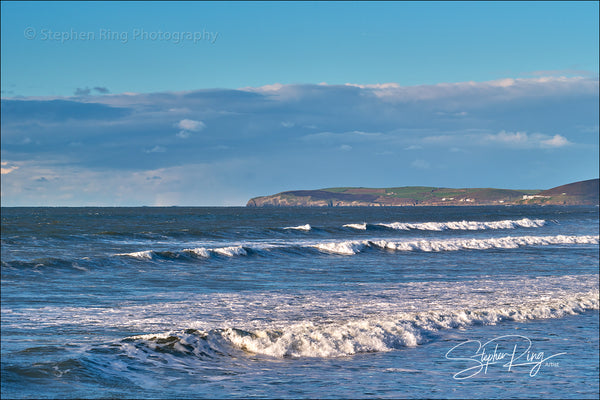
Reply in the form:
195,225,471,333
1,205,598,399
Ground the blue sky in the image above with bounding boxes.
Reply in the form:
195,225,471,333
1,1,598,206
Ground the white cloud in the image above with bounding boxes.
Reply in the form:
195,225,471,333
302,130,382,142
418,131,573,149
484,131,529,145
1,161,19,175
355,75,596,101
175,118,206,139
483,131,571,149
2,74,596,205
241,83,284,92
344,82,400,89
145,146,166,153
176,119,205,132
541,134,570,148
490,78,516,88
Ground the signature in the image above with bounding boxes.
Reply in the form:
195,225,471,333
445,334,565,380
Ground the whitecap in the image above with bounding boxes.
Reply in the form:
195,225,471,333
343,223,367,230
284,224,312,231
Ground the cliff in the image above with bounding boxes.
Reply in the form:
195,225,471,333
246,179,599,207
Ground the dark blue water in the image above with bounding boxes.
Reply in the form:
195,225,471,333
1,206,598,399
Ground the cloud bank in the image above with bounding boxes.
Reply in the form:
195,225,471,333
1,76,598,205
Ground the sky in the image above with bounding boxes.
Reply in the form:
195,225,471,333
1,1,598,206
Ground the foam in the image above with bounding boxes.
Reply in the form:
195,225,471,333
212,246,247,257
313,235,599,255
116,250,155,260
284,224,312,231
123,288,599,359
343,223,367,230
118,234,598,259
376,218,546,231
183,246,247,257
312,241,368,255
183,247,210,258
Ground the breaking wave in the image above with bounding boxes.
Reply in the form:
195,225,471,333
117,245,249,260
345,218,546,231
115,235,598,259
122,288,598,359
283,224,312,231
312,234,598,255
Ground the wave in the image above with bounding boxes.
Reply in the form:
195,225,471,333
283,224,312,231
345,218,546,232
114,234,599,259
122,288,598,359
117,245,249,260
342,223,367,230
1,257,92,272
312,234,598,255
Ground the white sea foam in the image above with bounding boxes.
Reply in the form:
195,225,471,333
10,272,597,360
313,235,598,255
375,218,546,231
183,247,211,258
212,246,247,257
123,287,599,359
312,241,368,255
226,288,598,358
183,246,247,257
120,234,598,259
343,223,367,230
284,224,312,231
117,250,155,260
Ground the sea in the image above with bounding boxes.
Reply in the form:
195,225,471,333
1,205,598,399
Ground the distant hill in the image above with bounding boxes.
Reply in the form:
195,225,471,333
533,179,599,205
246,179,599,207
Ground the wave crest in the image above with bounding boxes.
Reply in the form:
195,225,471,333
314,235,599,255
284,224,312,231
124,289,598,359
376,218,546,231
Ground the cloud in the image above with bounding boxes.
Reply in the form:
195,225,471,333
74,87,91,96
177,119,206,132
302,130,382,143
540,134,571,148
145,145,166,153
241,83,284,92
344,82,400,89
74,86,111,96
419,130,573,149
528,69,596,78
483,131,572,149
1,75,597,205
1,161,19,175
176,118,206,138
93,86,110,94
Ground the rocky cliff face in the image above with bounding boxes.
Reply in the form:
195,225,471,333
246,190,384,207
246,179,599,207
